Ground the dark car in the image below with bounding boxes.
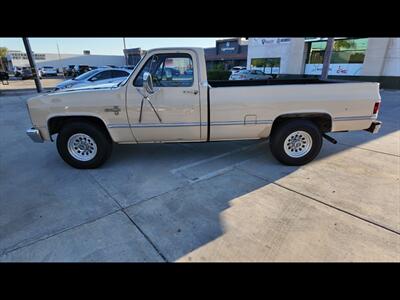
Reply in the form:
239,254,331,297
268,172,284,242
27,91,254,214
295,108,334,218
21,67,42,80
73,65,91,77
0,71,9,83
63,65,75,77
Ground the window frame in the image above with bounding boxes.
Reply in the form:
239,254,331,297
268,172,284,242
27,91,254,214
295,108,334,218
133,53,194,88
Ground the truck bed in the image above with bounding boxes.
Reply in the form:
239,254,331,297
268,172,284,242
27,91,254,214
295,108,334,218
208,78,350,88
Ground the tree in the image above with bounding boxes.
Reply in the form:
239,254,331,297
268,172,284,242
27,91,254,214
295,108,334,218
0,47,8,57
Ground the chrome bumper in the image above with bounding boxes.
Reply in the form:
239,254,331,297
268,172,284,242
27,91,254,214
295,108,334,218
26,127,44,143
365,121,382,134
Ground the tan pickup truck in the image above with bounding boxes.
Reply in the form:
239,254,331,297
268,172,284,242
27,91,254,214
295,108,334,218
26,47,382,169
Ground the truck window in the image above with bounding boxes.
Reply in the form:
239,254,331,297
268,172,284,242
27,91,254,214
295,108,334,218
134,53,194,87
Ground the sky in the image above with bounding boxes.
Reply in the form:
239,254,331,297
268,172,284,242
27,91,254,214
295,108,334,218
0,38,225,55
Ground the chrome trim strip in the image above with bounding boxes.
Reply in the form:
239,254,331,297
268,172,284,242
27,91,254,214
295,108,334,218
107,124,131,128
333,116,374,121
107,120,273,129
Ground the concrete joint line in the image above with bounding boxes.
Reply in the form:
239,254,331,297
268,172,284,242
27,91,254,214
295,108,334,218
237,167,400,236
0,209,120,258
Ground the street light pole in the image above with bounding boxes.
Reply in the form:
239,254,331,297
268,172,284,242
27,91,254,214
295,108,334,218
321,37,334,80
123,37,128,65
22,37,42,93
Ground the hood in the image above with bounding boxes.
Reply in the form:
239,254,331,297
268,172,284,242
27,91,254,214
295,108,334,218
51,81,121,94
56,79,77,89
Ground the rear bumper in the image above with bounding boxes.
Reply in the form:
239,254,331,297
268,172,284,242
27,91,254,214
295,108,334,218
26,127,44,143
365,120,382,134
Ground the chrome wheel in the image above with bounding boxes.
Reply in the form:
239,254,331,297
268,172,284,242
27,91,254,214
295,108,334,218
67,133,97,161
283,130,313,158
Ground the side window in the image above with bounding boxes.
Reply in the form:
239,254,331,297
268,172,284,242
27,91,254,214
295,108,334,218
134,54,194,87
112,70,129,78
90,70,113,81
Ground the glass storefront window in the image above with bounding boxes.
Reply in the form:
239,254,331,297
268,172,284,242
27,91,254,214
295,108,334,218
250,57,281,74
306,38,368,64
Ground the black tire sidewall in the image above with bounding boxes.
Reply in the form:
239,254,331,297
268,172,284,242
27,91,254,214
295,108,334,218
56,122,112,169
270,119,322,166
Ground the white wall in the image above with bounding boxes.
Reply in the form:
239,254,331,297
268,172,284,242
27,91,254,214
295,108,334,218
10,52,125,69
382,38,400,76
247,38,305,74
36,55,125,69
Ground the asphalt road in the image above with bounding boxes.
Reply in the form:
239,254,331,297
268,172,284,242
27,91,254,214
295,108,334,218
0,88,399,262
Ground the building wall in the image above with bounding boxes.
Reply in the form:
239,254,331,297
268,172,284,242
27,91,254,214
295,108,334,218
35,55,125,69
382,38,400,76
247,38,305,74
7,51,125,69
361,38,390,76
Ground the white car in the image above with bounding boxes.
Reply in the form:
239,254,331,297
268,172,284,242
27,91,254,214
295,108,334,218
40,66,58,77
55,68,131,90
230,66,246,75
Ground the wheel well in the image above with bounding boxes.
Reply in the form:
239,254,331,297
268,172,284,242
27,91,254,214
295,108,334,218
48,116,111,139
271,113,332,133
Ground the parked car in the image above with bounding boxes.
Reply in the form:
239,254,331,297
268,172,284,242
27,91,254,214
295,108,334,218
21,67,42,80
63,65,76,77
14,66,23,77
229,69,273,80
73,65,91,77
230,66,246,74
26,47,382,169
40,66,58,77
54,68,131,90
0,71,9,83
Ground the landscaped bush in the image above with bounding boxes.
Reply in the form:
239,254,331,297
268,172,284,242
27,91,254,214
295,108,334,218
207,70,231,81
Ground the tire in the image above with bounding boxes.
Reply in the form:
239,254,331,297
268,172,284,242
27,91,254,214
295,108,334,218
56,121,113,169
270,119,322,166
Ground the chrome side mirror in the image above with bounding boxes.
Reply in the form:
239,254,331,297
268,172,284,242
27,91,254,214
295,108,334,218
143,71,154,94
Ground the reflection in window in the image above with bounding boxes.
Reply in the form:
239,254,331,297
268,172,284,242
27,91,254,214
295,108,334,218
134,54,194,87
306,38,368,64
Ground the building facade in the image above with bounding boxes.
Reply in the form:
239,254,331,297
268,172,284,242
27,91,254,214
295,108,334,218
5,50,126,71
205,38,248,70
247,37,400,88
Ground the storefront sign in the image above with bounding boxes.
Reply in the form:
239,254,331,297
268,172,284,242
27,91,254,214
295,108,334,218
304,63,363,76
250,38,291,46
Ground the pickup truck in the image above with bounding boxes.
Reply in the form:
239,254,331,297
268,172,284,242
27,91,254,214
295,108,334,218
26,47,382,169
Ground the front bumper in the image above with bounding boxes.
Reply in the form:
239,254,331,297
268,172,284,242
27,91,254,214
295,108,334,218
26,127,44,143
365,120,382,134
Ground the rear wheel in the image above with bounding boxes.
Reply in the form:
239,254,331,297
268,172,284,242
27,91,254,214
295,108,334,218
270,119,322,166
56,121,113,169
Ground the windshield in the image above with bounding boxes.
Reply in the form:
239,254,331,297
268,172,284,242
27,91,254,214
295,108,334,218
74,69,100,81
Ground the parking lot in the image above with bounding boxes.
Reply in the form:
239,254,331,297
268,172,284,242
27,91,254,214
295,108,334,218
0,80,399,262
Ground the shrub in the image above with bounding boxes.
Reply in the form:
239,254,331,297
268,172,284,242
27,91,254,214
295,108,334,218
207,70,231,81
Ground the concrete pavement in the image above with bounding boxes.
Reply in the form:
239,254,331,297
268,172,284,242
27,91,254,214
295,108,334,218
0,89,399,262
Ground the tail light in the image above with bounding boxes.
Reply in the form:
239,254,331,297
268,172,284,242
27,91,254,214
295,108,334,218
373,102,380,114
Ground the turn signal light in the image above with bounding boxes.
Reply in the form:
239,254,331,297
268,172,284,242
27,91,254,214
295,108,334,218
373,102,380,114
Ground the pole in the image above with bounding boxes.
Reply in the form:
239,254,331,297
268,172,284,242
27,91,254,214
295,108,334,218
57,43,65,79
321,38,334,80
123,37,128,65
22,37,42,93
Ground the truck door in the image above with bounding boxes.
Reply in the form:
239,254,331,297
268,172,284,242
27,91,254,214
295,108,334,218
126,51,201,142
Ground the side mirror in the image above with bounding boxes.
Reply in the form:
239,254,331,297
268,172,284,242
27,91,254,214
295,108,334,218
143,71,154,94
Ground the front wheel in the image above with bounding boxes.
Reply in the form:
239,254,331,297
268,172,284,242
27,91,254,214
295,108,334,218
56,121,113,169
270,119,322,166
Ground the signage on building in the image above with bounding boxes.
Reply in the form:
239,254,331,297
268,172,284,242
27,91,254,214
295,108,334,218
304,63,363,76
250,38,291,46
217,40,239,54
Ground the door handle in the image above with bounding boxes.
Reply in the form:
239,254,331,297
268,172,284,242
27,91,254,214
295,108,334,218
104,106,121,115
183,90,199,95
